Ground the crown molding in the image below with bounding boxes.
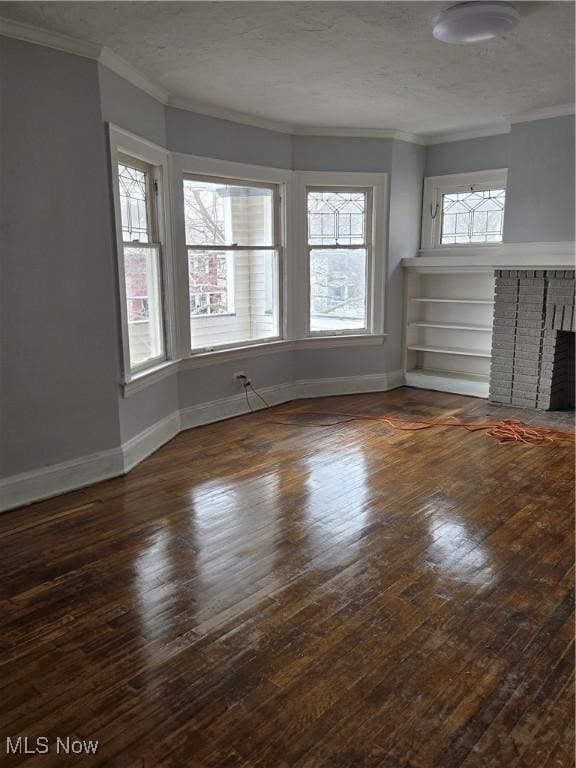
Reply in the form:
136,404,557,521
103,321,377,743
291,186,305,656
291,125,427,145
0,16,170,106
424,122,511,145
99,48,169,104
167,95,294,134
507,103,575,125
1,16,572,146
0,16,102,60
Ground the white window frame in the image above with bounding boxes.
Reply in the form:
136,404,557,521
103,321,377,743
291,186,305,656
295,171,388,339
183,173,282,352
183,173,279,327
109,126,177,383
421,168,508,251
172,153,290,355
306,185,373,336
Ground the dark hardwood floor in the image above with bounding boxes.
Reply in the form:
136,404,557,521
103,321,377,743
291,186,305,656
1,388,574,768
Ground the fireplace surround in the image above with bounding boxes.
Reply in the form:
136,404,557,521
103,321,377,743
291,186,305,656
490,270,575,410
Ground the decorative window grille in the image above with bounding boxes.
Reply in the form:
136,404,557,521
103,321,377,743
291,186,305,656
308,190,367,246
440,189,506,244
118,164,150,243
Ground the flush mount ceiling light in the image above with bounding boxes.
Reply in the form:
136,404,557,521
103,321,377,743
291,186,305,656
433,2,520,44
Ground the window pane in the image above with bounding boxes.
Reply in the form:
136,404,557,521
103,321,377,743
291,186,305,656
310,249,366,332
118,164,150,243
188,250,234,316
308,190,367,246
183,179,274,247
188,249,279,349
123,246,164,368
440,189,505,244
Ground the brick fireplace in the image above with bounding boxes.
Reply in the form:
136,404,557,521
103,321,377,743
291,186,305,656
490,270,575,410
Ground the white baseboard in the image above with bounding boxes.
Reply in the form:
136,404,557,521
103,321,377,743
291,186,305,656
296,370,404,399
0,447,124,513
0,371,402,512
404,370,489,399
121,411,181,473
179,372,404,430
180,381,295,431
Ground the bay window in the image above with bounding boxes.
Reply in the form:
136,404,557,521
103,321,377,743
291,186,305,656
110,128,388,389
183,176,281,351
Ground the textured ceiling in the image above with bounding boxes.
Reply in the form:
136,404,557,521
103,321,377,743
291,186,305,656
1,1,574,134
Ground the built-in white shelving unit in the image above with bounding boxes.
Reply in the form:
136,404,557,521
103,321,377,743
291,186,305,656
403,266,495,398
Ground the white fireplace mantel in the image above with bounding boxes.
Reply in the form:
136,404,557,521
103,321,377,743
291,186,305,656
402,241,575,271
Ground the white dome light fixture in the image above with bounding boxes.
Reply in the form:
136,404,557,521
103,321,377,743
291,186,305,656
433,2,520,45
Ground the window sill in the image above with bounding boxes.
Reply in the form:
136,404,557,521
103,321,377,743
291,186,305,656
418,245,502,259
183,339,292,369
297,334,387,349
182,334,387,368
122,360,179,397
191,312,237,319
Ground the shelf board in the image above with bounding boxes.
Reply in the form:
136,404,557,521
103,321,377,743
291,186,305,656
410,297,494,305
407,368,489,383
407,344,492,358
404,368,489,398
408,321,492,332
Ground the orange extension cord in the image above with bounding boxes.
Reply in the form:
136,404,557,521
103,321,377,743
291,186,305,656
243,383,576,447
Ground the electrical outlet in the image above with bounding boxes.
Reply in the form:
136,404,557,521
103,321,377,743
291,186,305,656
233,371,252,386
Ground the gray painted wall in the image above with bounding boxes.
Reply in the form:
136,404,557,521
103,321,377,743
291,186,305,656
1,38,121,477
99,64,175,446
425,118,575,243
387,140,426,370
425,133,509,177
99,65,167,147
98,70,293,168
291,137,418,380
166,107,293,169
503,115,575,243
292,136,393,172
293,346,390,381
178,352,295,411
119,375,178,444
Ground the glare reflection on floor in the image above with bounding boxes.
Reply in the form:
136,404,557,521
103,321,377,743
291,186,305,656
302,446,369,560
426,516,495,588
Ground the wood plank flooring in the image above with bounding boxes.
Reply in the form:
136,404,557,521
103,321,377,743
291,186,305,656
0,388,574,768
